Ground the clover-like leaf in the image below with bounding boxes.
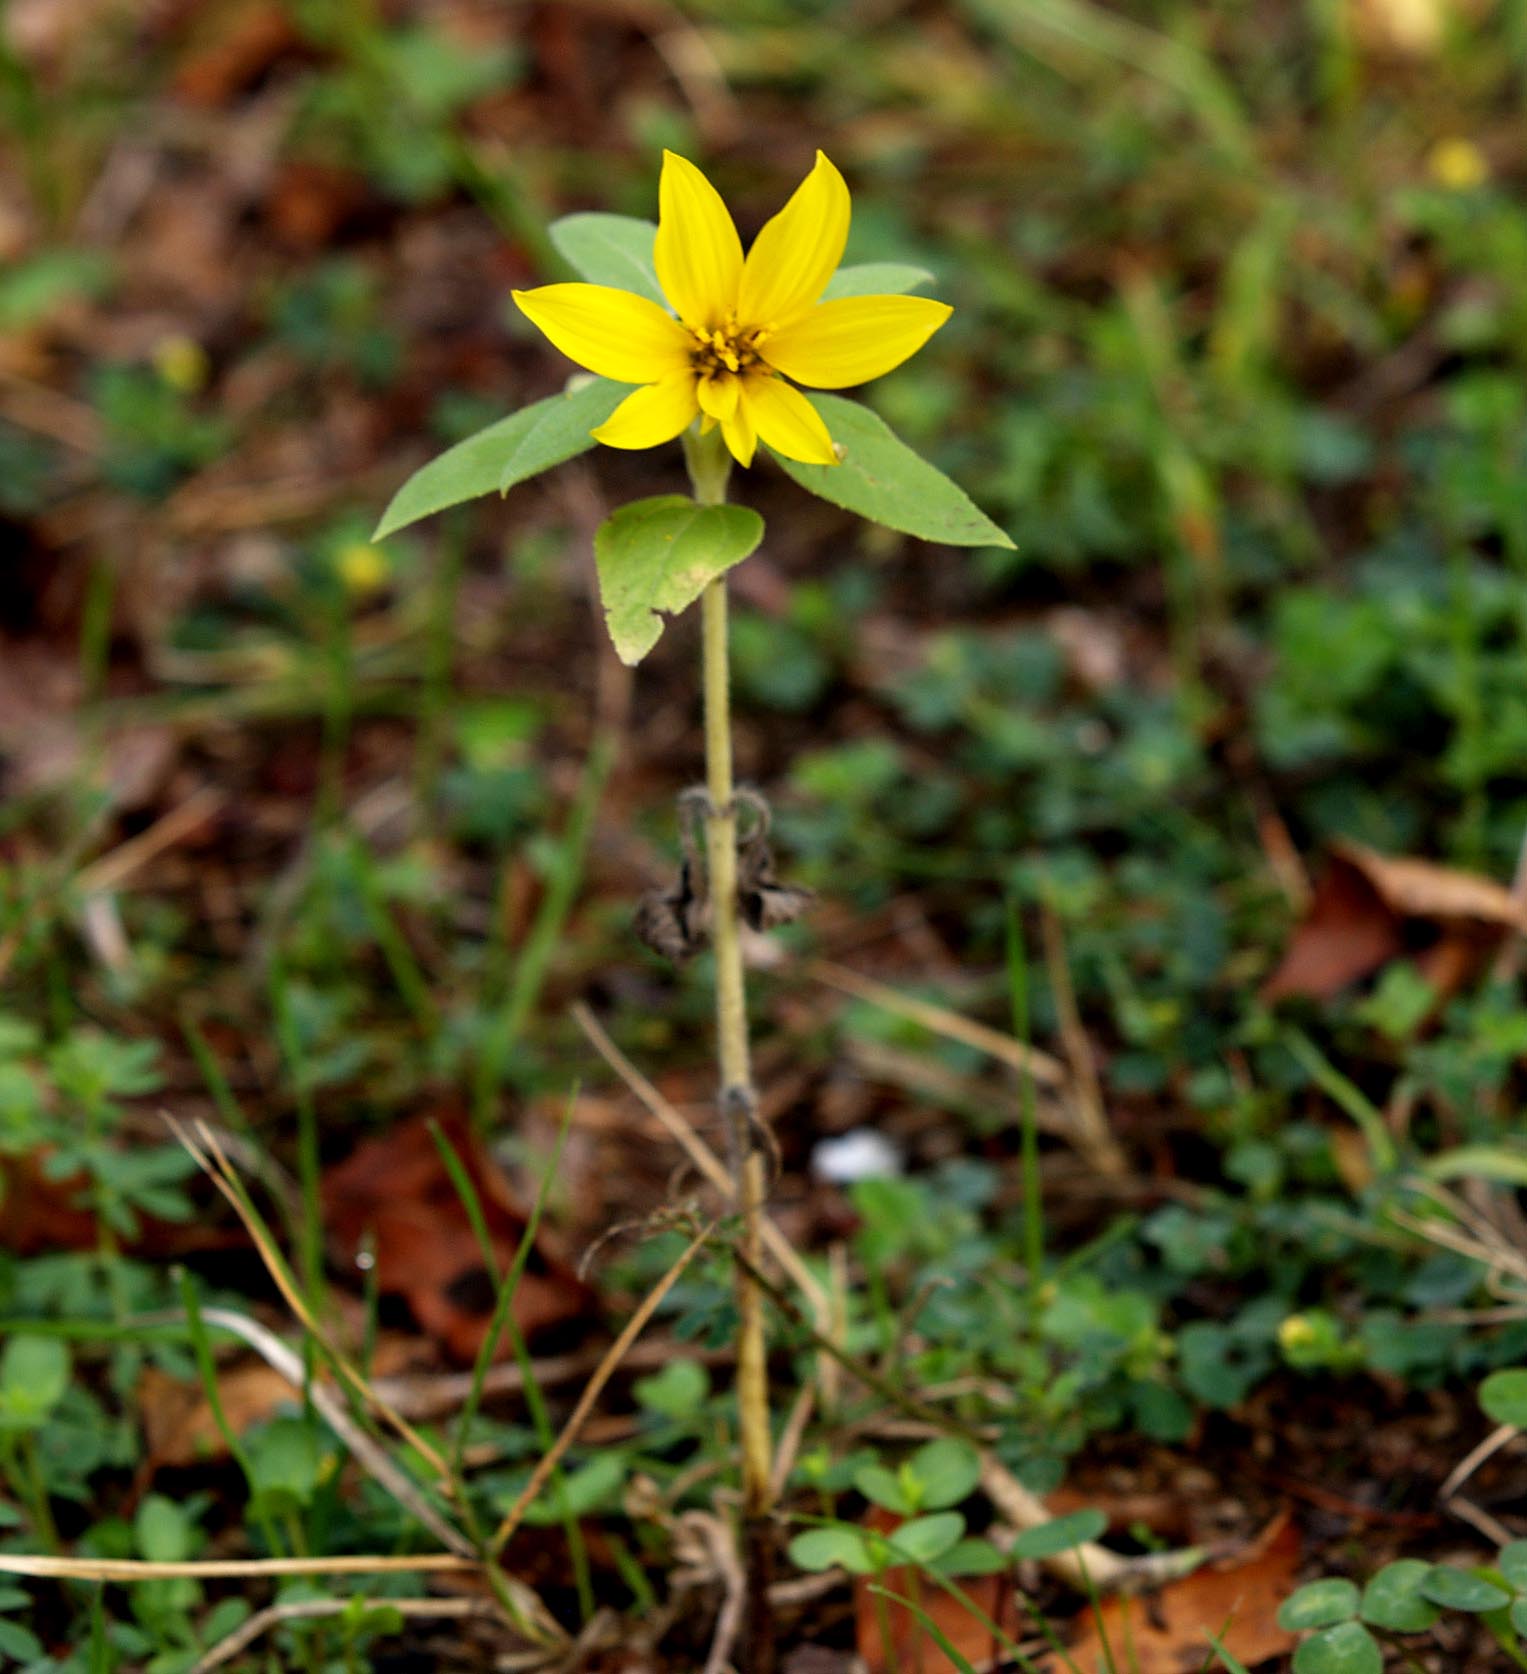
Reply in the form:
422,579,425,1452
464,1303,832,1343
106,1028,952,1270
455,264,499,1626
595,496,765,664
1011,1508,1108,1560
771,395,1014,549
907,1436,982,1511
1419,1565,1512,1612
1278,1579,1360,1631
888,1511,966,1566
1480,1368,1527,1429
789,1526,876,1575
373,379,627,540
1360,1559,1442,1632
1291,1620,1382,1674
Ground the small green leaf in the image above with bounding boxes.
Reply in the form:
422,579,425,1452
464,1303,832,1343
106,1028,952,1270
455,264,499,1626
1481,1369,1527,1428
594,495,765,664
373,379,627,539
1360,1559,1442,1632
633,1358,710,1419
0,1619,43,1663
1011,1508,1108,1560
1292,1621,1382,1674
1512,1596,1527,1636
0,1334,69,1430
855,1462,916,1515
888,1511,966,1565
770,395,1014,549
821,262,934,300
908,1437,982,1511
932,1537,1009,1578
549,214,665,306
1278,1579,1360,1631
1498,1540,1527,1590
135,1495,193,1564
1419,1565,1512,1612
789,1526,876,1575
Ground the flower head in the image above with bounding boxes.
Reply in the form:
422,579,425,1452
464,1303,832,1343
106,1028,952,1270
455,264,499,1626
513,152,951,468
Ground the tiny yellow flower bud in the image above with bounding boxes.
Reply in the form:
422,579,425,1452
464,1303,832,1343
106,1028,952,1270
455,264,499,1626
336,542,389,597
1428,138,1488,191
1278,1313,1316,1352
152,334,210,395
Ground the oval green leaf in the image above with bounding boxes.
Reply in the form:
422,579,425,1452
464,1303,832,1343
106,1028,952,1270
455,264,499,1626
1480,1368,1527,1428
1291,1621,1382,1674
908,1436,982,1511
1278,1579,1360,1631
789,1526,875,1575
1498,1539,1527,1591
1011,1508,1108,1560
855,1462,916,1516
821,262,934,300
594,495,765,664
549,213,666,307
373,378,626,540
1419,1565,1512,1613
889,1511,966,1565
771,395,1014,549
1360,1559,1442,1632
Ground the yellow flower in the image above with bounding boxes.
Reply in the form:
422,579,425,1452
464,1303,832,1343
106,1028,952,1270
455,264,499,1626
1428,136,1488,191
513,151,951,469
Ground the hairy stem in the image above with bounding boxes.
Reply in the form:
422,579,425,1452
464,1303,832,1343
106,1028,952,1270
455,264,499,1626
686,426,775,1672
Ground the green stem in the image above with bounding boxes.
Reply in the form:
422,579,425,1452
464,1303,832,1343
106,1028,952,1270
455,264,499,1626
686,425,775,1674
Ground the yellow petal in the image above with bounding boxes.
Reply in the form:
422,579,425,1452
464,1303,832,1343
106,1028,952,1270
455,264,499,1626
513,284,691,384
738,151,850,329
740,375,838,466
696,371,740,423
761,295,952,389
590,373,700,451
721,400,757,468
654,152,743,331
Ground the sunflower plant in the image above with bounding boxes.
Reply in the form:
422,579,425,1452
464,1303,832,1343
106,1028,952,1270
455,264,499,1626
375,149,1008,1669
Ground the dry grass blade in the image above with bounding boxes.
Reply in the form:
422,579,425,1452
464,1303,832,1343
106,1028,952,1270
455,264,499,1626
573,1002,828,1317
196,1306,474,1558
166,1114,453,1483
191,1596,499,1674
75,785,225,895
0,1554,477,1581
808,960,1068,1086
1038,902,1127,1177
489,1219,714,1554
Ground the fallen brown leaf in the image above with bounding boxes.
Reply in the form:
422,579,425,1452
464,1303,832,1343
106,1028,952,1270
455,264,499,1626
1261,840,1525,1005
322,1111,594,1365
1056,1517,1300,1674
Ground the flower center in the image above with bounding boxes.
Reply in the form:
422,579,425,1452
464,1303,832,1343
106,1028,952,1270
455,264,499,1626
689,317,771,380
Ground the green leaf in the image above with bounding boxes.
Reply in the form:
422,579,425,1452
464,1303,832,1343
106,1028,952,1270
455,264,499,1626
0,1618,43,1663
594,495,765,664
135,1495,193,1564
1498,1540,1527,1591
789,1526,876,1575
1360,1559,1442,1632
521,1451,627,1522
1426,1145,1527,1189
888,1511,966,1565
1278,1579,1360,1631
1010,1508,1108,1560
821,262,935,300
1291,1621,1382,1674
1419,1565,1512,1612
932,1537,1009,1578
855,1462,916,1515
549,214,666,306
1512,1597,1527,1636
633,1358,709,1419
1481,1369,1527,1428
372,379,627,539
0,1334,69,1430
770,395,1014,549
1204,1632,1252,1674
908,1437,982,1511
